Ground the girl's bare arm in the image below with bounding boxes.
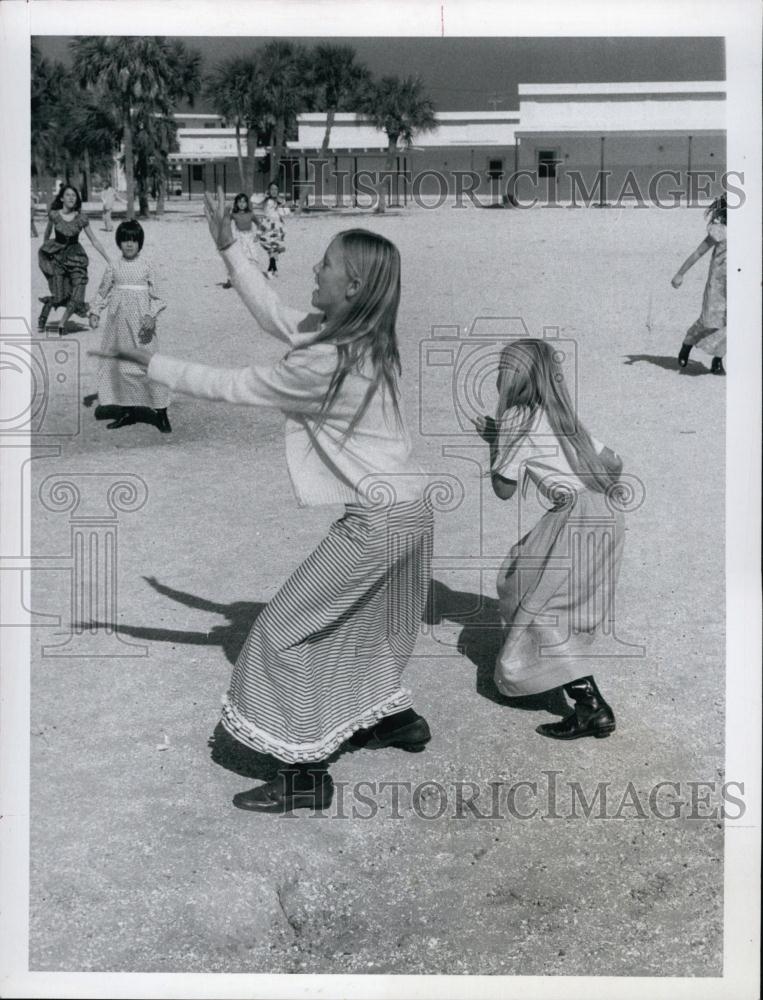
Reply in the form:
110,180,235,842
84,222,110,262
671,236,713,287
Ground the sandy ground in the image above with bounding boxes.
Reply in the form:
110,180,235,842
28,202,724,975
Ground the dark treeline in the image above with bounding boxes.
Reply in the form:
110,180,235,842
32,37,438,217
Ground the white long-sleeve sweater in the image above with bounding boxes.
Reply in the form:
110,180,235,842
148,241,425,508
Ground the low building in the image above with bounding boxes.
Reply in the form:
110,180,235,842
288,80,726,206
514,81,726,205
126,81,726,206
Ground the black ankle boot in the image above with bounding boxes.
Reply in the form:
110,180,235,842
710,356,725,375
347,709,431,752
153,408,172,433
677,343,692,368
536,676,616,741
83,393,99,408
38,301,52,332
94,404,126,421
107,408,138,430
233,765,333,813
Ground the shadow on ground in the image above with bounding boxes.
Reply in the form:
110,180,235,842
425,579,569,718
622,353,711,376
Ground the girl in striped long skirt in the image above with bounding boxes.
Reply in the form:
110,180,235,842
93,188,433,813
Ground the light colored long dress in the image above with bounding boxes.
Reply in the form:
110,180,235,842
90,255,169,407
684,220,726,357
232,211,266,267
493,406,625,698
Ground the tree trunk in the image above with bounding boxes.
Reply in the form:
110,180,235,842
137,173,150,218
235,121,246,189
374,138,397,214
156,174,165,216
245,126,257,194
123,114,135,221
82,150,91,203
270,120,285,185
301,108,335,209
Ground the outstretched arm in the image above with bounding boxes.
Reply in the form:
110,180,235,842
88,343,340,416
671,236,712,287
204,187,322,347
89,266,115,327
84,221,111,263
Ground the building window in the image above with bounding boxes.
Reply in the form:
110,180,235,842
537,150,560,178
191,165,203,181
487,158,504,178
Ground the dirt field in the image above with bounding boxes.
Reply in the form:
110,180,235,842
29,201,724,975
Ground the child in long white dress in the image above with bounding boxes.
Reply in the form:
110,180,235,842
474,339,626,741
671,196,727,375
88,220,171,432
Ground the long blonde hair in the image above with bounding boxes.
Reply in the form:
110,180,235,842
315,229,403,436
495,339,615,494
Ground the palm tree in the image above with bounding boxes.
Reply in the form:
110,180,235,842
132,111,180,216
65,94,122,201
302,44,371,207
71,36,200,220
259,41,312,187
361,76,438,213
205,57,259,190
31,43,67,205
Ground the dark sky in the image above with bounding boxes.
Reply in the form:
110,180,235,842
34,36,725,112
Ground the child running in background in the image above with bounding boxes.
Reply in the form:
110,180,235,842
671,195,727,375
256,182,289,279
87,220,171,432
473,339,625,742
90,188,433,814
222,193,264,288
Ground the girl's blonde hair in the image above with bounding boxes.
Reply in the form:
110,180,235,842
495,339,616,494
316,229,403,436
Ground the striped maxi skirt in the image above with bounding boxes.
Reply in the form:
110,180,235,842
495,489,625,698
221,499,433,763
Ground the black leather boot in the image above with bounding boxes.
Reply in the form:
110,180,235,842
233,765,333,813
536,676,616,740
677,343,692,368
153,408,172,433
347,709,431,752
710,356,725,375
94,404,127,421
107,408,138,430
38,300,52,333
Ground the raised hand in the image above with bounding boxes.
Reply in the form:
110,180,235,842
203,186,234,251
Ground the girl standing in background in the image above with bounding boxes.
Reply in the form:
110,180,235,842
672,195,727,376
